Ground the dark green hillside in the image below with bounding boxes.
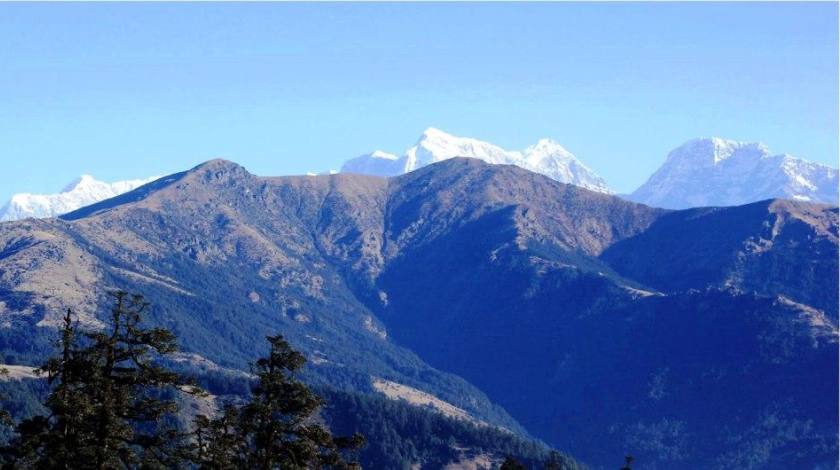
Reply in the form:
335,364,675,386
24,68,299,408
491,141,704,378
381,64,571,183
0,158,836,469
1,367,585,469
322,390,586,470
0,160,524,434
601,199,839,318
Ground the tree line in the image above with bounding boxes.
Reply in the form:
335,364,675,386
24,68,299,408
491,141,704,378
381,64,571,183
0,291,363,469
0,291,625,470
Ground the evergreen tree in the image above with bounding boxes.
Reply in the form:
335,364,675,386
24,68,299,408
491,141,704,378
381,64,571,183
1,292,195,469
191,404,244,469
0,367,11,429
500,456,527,470
191,335,364,469
543,450,564,470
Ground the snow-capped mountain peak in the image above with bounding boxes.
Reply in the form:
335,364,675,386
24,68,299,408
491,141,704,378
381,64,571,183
667,138,769,167
369,150,399,161
531,137,566,148
62,174,98,192
629,138,837,208
523,138,575,164
1,174,159,221
408,129,510,169
419,126,449,140
341,128,612,193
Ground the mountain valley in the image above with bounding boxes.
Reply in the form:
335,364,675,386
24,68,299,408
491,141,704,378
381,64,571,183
0,158,836,469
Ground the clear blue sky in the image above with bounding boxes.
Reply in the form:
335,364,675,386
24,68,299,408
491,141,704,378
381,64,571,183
1,2,837,200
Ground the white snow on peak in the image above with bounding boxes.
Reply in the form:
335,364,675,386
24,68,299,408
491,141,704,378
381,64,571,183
405,127,513,170
629,138,838,209
664,138,768,167
62,174,98,192
369,150,399,160
0,175,160,222
306,169,339,176
340,128,611,193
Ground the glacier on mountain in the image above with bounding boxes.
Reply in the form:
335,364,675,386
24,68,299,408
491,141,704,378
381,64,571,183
0,174,159,221
628,138,838,209
341,128,611,193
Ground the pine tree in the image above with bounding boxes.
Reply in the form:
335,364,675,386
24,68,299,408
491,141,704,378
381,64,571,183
544,450,564,470
191,335,364,469
0,367,11,429
500,456,527,470
1,308,90,468
1,292,195,469
191,404,245,469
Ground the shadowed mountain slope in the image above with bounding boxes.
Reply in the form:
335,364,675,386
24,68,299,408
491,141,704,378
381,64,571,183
0,158,836,469
1,160,523,435
601,199,839,318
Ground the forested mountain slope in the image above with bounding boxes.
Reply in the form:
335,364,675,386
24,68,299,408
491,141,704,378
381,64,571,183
0,158,835,469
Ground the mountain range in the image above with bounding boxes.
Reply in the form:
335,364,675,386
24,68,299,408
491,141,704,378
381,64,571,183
341,128,611,193
0,175,159,221
0,158,836,469
1,131,836,222
628,137,839,208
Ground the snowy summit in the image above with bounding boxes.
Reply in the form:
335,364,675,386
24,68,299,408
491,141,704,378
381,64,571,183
628,138,838,209
341,128,611,193
0,174,160,221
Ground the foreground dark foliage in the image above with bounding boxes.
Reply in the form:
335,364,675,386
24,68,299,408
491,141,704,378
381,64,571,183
189,335,364,469
0,293,362,470
321,391,584,470
1,292,191,468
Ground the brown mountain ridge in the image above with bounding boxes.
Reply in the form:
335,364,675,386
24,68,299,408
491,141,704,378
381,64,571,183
1,158,836,469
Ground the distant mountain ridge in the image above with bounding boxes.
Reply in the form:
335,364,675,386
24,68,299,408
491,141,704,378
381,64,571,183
3,134,837,221
0,158,836,469
0,159,527,435
629,137,838,208
341,127,612,193
0,174,159,221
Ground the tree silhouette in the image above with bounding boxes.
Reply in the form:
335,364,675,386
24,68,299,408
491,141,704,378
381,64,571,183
501,456,527,470
0,292,195,469
544,450,564,470
0,367,11,429
191,335,364,469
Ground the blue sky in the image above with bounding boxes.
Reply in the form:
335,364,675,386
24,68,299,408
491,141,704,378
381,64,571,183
1,2,837,200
